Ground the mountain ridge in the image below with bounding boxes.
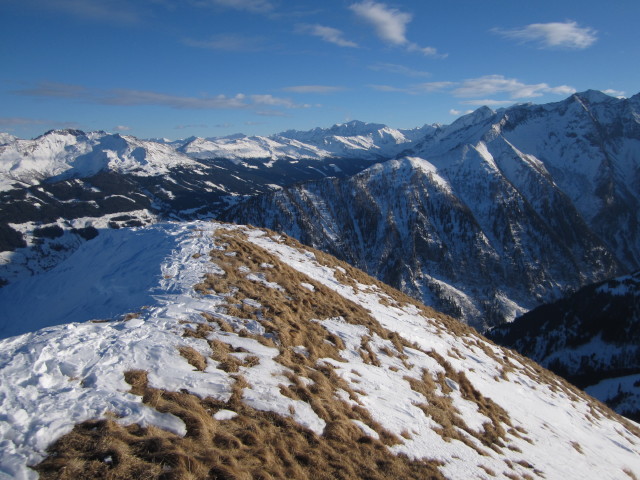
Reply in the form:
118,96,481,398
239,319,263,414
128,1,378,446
1,221,639,479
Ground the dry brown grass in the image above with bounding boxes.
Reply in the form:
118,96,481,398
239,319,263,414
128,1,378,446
35,370,446,480
33,226,640,479
478,464,497,477
179,346,208,372
624,468,639,480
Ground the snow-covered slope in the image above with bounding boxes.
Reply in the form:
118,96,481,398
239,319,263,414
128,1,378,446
179,134,332,162
225,91,640,328
0,129,199,191
0,221,639,479
488,270,640,421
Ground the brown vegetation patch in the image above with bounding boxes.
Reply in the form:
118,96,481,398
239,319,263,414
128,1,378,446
624,468,639,480
34,371,445,480
179,346,208,372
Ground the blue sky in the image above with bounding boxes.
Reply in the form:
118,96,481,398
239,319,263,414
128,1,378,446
1,0,638,139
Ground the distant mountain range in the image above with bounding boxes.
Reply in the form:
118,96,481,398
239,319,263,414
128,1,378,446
1,90,639,331
225,90,640,328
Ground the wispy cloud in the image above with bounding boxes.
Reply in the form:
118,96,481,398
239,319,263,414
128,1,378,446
350,1,443,57
452,75,575,98
183,34,267,52
282,85,346,94
298,24,358,48
449,108,474,116
461,99,518,106
0,117,47,127
14,81,308,111
415,82,456,92
113,125,131,131
175,123,210,130
192,0,274,14
368,62,430,78
368,75,575,106
251,94,307,109
103,89,248,109
492,21,597,49
16,82,90,98
18,0,142,24
603,89,626,98
367,81,453,95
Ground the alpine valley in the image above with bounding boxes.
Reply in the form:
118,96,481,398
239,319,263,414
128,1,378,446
1,90,640,478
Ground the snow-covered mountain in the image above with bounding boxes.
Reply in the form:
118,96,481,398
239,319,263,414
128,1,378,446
277,120,436,158
488,270,640,421
225,91,640,329
0,126,384,283
0,121,433,192
0,129,200,191
2,90,640,330
1,221,639,479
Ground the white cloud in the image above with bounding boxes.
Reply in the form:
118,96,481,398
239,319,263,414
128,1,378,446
603,89,626,98
15,82,307,111
368,63,430,78
350,1,442,56
350,1,410,45
449,109,474,116
105,89,249,109
282,85,346,94
414,82,456,92
493,21,597,49
251,94,307,109
407,43,445,58
452,75,575,99
299,24,358,48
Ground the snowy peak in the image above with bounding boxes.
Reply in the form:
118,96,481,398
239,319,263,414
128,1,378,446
0,130,199,190
276,120,436,159
572,89,619,104
1,221,639,479
178,134,331,162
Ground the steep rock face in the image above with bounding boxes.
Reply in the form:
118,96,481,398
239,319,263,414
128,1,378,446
496,91,640,268
488,271,640,421
1,221,639,479
224,155,617,330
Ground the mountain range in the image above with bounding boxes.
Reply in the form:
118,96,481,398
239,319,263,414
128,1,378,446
2,91,639,331
1,90,640,478
225,90,640,329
